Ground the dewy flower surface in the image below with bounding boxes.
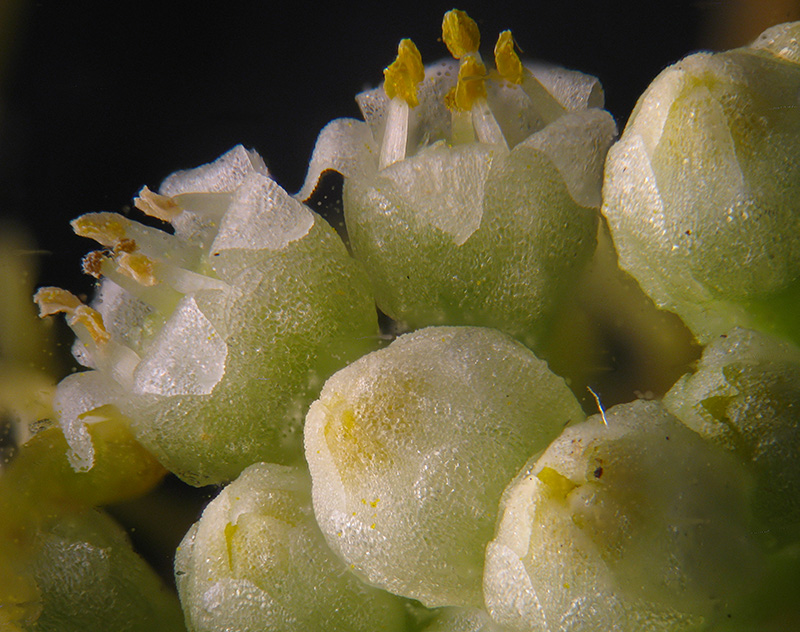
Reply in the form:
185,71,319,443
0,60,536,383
175,463,407,632
484,400,763,631
299,10,617,350
664,326,800,543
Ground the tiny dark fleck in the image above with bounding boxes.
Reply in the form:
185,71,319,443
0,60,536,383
685,229,692,236
212,252,220,256
593,466,603,478
666,436,670,440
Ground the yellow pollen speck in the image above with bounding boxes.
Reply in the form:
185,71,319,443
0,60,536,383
71,212,127,248
370,499,380,507
447,55,487,111
134,186,182,222
494,30,524,84
33,286,110,345
442,9,480,59
384,38,424,107
369,523,376,529
536,466,577,500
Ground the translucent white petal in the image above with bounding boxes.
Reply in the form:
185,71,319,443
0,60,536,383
159,144,268,196
132,295,227,397
296,118,377,201
378,142,497,245
53,370,124,471
520,108,617,208
211,172,313,253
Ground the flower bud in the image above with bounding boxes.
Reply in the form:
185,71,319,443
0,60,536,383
304,326,584,608
603,22,800,346
484,400,763,630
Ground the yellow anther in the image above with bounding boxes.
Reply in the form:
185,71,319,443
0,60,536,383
134,186,182,222
447,55,487,111
442,9,480,59
71,212,127,248
494,30,524,84
384,39,425,108
34,286,82,316
115,251,159,286
74,306,109,344
33,287,110,344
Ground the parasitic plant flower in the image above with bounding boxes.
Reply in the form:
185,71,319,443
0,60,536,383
175,463,408,632
484,400,763,631
35,146,378,486
298,10,617,351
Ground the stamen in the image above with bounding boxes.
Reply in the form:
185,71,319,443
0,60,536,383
34,287,110,345
95,263,180,313
494,31,524,84
383,39,424,108
76,221,224,312
134,186,183,222
450,56,487,112
71,213,127,248
444,56,486,145
446,56,507,147
494,30,566,125
380,39,424,170
440,10,507,148
73,211,196,269
442,9,480,59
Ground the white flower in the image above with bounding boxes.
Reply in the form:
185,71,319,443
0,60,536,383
36,146,378,486
297,10,616,350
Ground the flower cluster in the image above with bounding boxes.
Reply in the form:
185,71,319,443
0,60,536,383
2,10,799,632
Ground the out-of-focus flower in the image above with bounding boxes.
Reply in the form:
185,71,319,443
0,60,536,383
0,225,59,463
